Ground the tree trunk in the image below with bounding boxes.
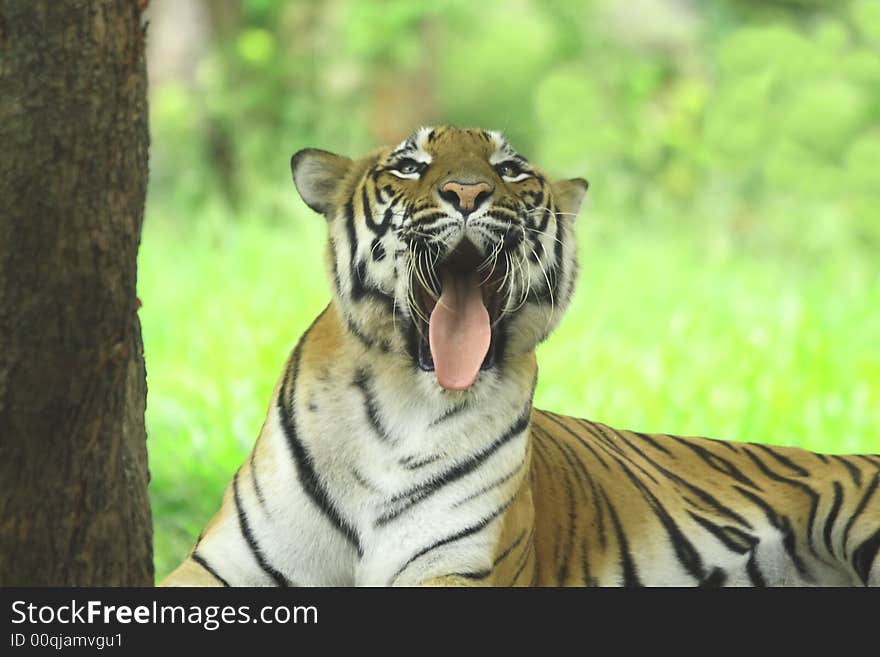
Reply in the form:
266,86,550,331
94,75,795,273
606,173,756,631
0,0,153,585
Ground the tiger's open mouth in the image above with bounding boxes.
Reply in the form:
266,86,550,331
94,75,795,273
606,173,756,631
411,240,505,391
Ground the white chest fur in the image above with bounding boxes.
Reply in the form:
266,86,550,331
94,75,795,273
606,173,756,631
286,348,534,585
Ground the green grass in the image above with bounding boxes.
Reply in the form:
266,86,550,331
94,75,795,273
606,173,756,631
139,204,880,582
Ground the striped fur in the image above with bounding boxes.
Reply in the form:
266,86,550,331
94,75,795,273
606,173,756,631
162,127,880,587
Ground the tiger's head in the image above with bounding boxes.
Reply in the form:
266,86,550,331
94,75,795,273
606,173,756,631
291,126,587,392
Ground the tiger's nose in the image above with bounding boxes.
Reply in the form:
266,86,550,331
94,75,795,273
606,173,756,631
439,180,493,216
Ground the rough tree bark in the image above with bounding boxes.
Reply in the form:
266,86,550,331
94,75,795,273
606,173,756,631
0,0,153,585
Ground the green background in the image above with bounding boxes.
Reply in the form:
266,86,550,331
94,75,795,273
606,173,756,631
141,0,880,581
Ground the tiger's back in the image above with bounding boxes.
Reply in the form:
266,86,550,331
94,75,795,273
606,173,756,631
529,410,880,586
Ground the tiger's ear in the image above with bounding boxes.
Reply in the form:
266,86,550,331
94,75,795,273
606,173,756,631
551,178,589,218
291,148,354,216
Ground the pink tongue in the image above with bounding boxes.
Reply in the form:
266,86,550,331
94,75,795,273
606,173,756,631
429,270,491,391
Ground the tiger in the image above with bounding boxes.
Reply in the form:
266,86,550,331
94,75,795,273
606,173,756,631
161,126,880,587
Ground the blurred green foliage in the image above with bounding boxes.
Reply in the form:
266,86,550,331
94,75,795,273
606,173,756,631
149,0,880,250
142,0,879,580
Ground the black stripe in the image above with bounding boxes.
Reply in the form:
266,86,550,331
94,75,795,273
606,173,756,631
558,461,580,584
751,443,810,477
532,429,600,551
688,487,767,586
852,527,880,586
495,529,528,567
351,259,396,311
580,533,597,586
448,569,492,580
451,457,525,508
277,319,363,556
411,211,449,226
745,550,767,587
573,421,752,531
733,485,810,578
612,453,707,582
353,368,395,444
400,453,442,470
249,449,267,509
344,199,360,297
375,184,391,204
637,449,754,529
528,191,547,225
509,528,536,585
428,399,470,427
361,184,392,235
360,184,377,232
611,425,700,486
842,474,879,558
486,207,518,222
538,412,610,470
855,455,880,468
668,435,762,490
548,200,565,300
631,431,673,455
714,439,743,454
600,488,642,586
351,467,381,493
391,498,513,583
822,481,844,557
191,551,231,587
376,402,531,527
344,314,376,350
699,568,727,587
447,530,528,582
341,204,396,313
329,236,345,299
687,512,753,555
549,445,578,584
349,240,368,301
741,447,825,565
533,428,593,583
587,421,661,485
555,432,603,510
568,443,608,550
604,425,654,461
536,206,551,233
233,472,292,587
831,455,862,487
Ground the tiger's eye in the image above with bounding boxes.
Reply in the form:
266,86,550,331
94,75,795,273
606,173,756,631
395,159,421,175
498,161,522,178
